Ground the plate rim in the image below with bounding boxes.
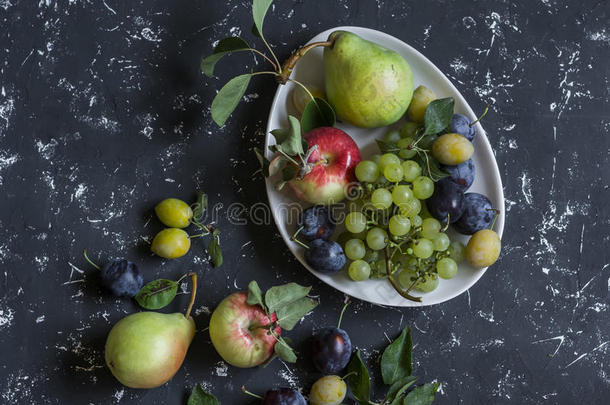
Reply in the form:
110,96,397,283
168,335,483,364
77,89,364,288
263,26,505,307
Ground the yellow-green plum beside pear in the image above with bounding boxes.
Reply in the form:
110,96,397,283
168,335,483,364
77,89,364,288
105,312,196,388
324,31,413,128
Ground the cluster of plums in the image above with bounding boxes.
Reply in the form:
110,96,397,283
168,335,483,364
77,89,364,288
256,321,353,404
299,206,346,274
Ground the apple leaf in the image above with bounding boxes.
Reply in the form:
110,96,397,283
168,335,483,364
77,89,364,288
211,73,251,127
423,97,454,135
403,382,440,405
275,297,318,331
387,376,418,405
381,326,413,385
246,280,266,311
270,115,304,157
252,0,273,39
207,229,223,267
274,336,297,363
346,350,371,405
135,279,178,310
201,37,250,77
301,97,336,133
264,282,311,315
188,383,220,405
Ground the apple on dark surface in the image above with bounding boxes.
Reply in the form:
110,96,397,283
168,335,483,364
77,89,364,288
209,292,280,368
289,127,361,205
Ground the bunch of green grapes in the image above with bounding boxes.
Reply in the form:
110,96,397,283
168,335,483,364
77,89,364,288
339,128,466,295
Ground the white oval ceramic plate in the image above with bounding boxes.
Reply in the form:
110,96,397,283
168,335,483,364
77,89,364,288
264,26,505,307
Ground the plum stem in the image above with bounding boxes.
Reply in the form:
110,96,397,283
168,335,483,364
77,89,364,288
337,298,350,329
184,272,198,320
241,386,263,400
290,226,310,249
489,209,500,230
277,40,334,84
83,249,100,271
470,104,490,127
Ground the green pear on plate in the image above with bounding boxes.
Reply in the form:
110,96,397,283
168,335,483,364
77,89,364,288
324,30,414,128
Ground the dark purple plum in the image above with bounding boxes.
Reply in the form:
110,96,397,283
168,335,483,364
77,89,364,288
453,193,495,235
304,239,346,274
426,178,465,225
298,206,336,240
263,388,306,405
450,113,476,141
100,259,143,297
441,159,475,192
311,327,352,374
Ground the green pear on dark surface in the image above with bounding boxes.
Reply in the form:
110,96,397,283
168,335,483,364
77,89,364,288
324,30,414,128
104,273,198,389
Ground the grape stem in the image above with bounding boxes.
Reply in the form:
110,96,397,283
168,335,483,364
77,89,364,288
385,247,421,302
184,272,198,320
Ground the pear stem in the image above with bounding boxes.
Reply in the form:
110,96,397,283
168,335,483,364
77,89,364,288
184,272,198,320
277,40,334,84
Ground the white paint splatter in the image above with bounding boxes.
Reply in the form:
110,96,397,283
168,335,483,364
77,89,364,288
214,361,228,377
0,306,15,328
35,315,45,323
520,172,533,205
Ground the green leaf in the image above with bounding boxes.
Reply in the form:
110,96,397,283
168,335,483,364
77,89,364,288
381,326,413,385
253,147,270,177
246,280,266,311
275,297,318,330
211,73,251,127
403,382,440,405
346,350,370,405
135,279,178,310
414,151,449,182
301,97,336,133
376,139,400,154
208,229,223,267
281,164,297,182
188,383,220,405
270,115,304,156
264,282,311,315
201,37,250,77
251,23,261,38
274,337,297,363
252,0,273,39
192,191,208,222
423,97,454,135
388,376,418,405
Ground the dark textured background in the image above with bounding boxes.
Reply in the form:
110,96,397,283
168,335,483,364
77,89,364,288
1,0,609,403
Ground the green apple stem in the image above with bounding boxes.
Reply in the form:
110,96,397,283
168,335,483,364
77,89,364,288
83,249,100,270
277,40,334,84
241,386,263,400
184,272,198,320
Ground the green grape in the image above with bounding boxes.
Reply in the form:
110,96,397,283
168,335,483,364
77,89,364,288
415,274,439,292
366,227,388,250
388,215,411,236
401,160,421,182
412,238,434,258
363,249,379,263
400,122,419,138
383,129,402,143
397,137,413,149
374,258,387,275
448,241,466,262
371,188,392,209
400,198,421,218
419,203,433,219
376,175,389,185
345,212,367,233
377,153,401,173
437,257,458,279
345,239,366,260
411,215,423,227
433,233,451,251
432,133,474,165
398,139,417,159
383,163,403,182
371,154,381,163
348,260,371,281
413,176,434,199
391,185,413,206
421,218,441,239
398,268,417,288
355,161,379,183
